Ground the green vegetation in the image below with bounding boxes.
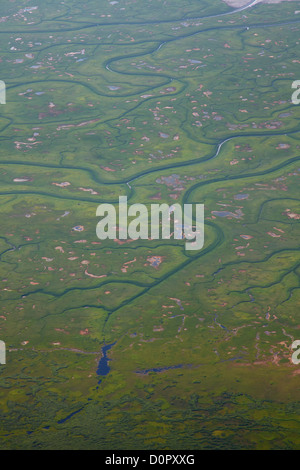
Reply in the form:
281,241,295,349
0,0,300,450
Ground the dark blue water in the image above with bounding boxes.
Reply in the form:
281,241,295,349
55,343,116,422
220,356,244,363
57,407,84,424
49,344,117,426
96,342,116,387
136,364,184,374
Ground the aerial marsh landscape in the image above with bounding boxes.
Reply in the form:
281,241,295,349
0,0,300,450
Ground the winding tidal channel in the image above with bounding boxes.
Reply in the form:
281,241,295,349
1,0,299,416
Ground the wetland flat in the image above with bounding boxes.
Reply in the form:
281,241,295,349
0,0,300,450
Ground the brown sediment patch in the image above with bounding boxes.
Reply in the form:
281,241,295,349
121,257,137,273
267,231,281,238
149,192,162,200
101,166,116,172
147,256,163,268
114,238,136,245
84,269,107,279
55,328,69,335
153,326,164,332
13,177,33,183
284,209,300,220
80,329,89,336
